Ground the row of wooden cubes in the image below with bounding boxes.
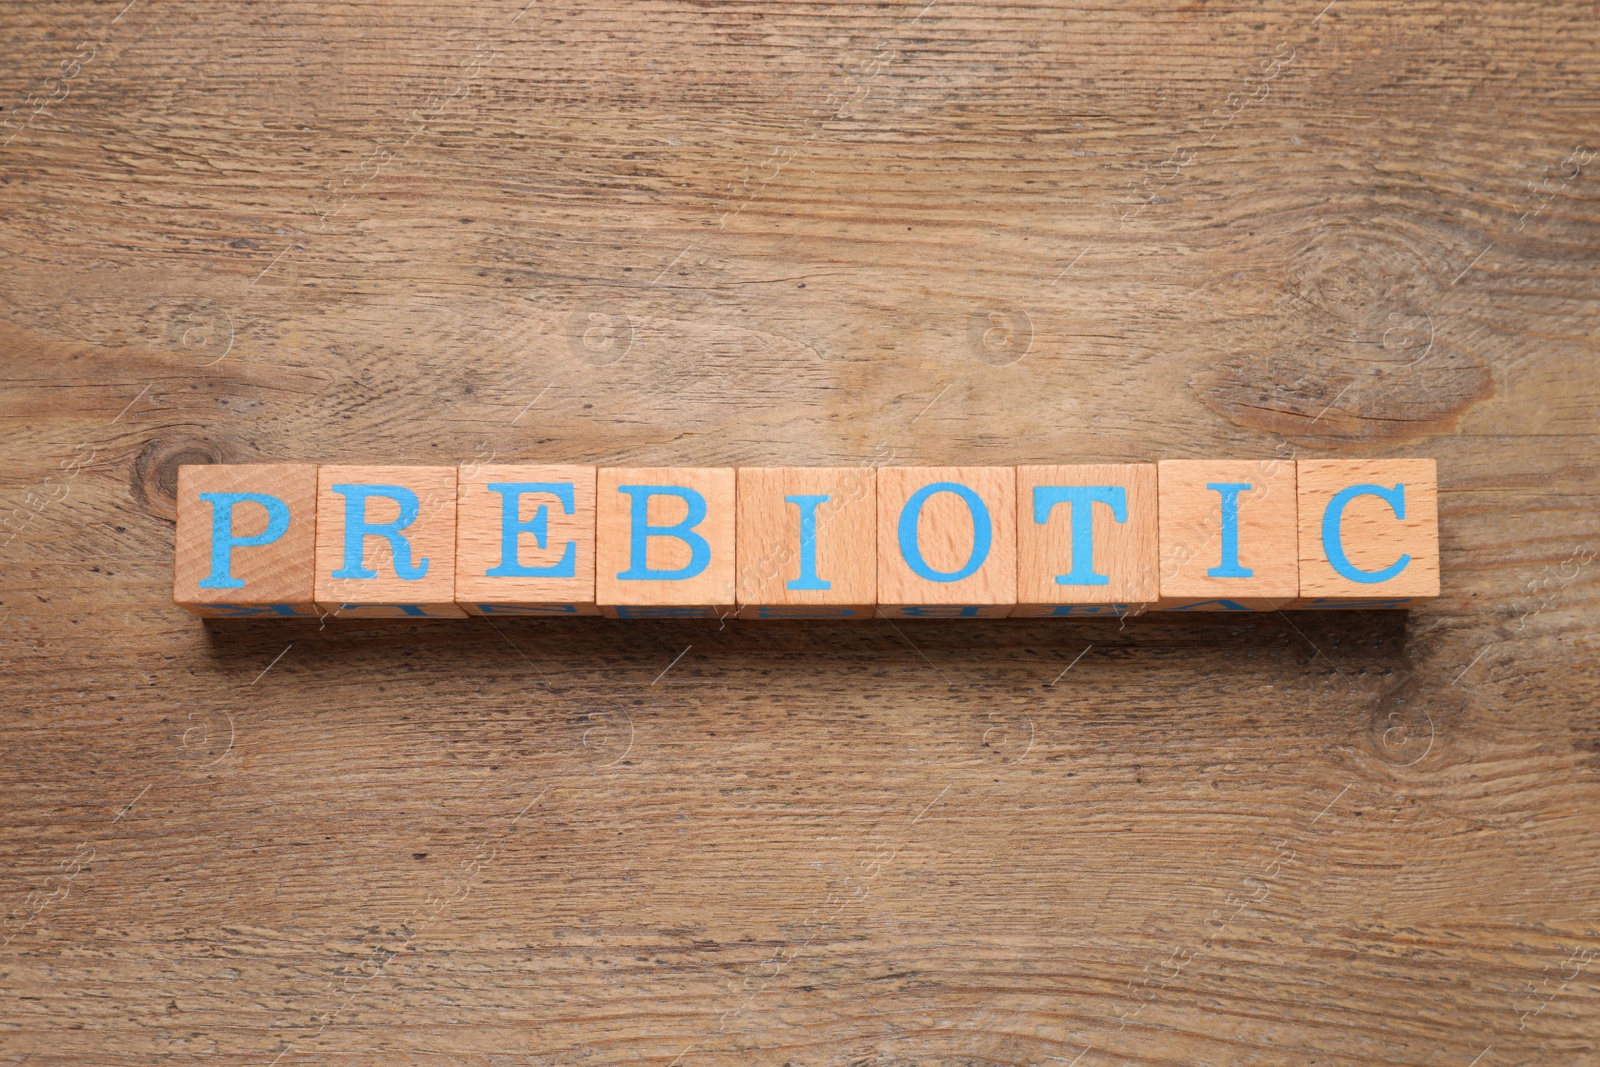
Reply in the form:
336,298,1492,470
173,459,1439,618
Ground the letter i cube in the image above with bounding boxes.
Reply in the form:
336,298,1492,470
455,465,598,615
1292,458,1439,608
876,467,1015,618
1015,464,1158,617
595,468,736,618
1156,459,1298,610
314,466,465,618
173,463,320,617
736,468,876,618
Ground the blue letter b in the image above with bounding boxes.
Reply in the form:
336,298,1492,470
616,485,711,581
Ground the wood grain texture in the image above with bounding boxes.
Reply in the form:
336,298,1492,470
455,463,600,615
876,466,1017,617
1294,457,1441,605
1016,463,1159,616
172,463,319,616
735,466,876,617
3,0,1600,1063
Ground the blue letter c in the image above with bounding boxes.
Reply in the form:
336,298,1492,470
1322,483,1411,584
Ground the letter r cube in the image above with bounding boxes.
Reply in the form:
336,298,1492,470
314,466,464,618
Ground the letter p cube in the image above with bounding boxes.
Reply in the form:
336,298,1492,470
173,463,319,617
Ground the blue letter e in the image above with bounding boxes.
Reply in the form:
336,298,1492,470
616,485,711,581
485,482,577,578
198,491,291,589
330,484,429,580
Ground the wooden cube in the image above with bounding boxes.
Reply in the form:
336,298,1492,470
314,466,465,618
455,465,598,616
595,468,736,618
173,463,320,618
1015,464,1158,617
1157,459,1298,610
876,467,1015,618
1292,458,1439,608
736,467,875,618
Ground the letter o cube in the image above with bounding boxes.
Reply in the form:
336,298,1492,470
876,467,1016,618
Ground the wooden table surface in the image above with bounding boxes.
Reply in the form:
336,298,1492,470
3,1,1598,1063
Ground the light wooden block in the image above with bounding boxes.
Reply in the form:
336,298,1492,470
735,467,875,619
1015,463,1158,617
173,463,320,618
876,467,1016,618
1157,459,1298,611
314,466,465,618
1292,458,1440,608
455,465,598,616
595,468,736,618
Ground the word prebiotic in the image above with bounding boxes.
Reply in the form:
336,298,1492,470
172,459,1440,619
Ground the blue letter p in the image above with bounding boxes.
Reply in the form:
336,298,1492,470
198,491,290,589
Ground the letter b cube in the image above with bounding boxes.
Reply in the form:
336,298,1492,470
595,468,736,618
